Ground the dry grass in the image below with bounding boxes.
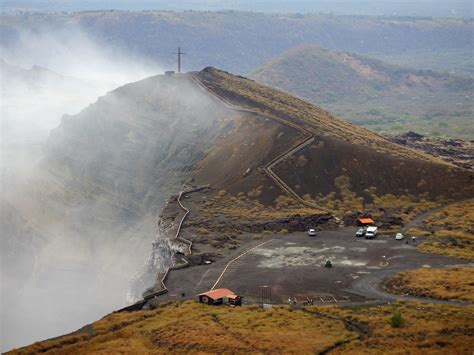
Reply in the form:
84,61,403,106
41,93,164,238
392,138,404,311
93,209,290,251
12,301,474,354
11,302,351,354
309,183,443,223
196,68,446,164
417,200,474,259
424,199,474,232
202,191,325,220
311,301,474,354
385,266,474,302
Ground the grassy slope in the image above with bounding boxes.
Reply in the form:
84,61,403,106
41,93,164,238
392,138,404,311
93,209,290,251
192,68,473,214
386,266,474,302
322,302,474,354
250,45,474,139
11,301,474,354
415,199,474,259
195,67,442,161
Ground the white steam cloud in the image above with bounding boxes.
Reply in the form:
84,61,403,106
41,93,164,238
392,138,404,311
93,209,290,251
1,26,162,351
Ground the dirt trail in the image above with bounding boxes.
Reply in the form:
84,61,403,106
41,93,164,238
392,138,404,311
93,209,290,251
402,198,473,233
301,308,368,354
188,73,329,211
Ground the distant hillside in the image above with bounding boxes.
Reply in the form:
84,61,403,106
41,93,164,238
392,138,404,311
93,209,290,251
3,0,473,18
0,12,472,76
0,59,82,89
0,59,96,145
250,45,474,139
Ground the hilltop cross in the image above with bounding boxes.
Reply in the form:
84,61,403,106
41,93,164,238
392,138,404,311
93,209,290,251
173,47,186,73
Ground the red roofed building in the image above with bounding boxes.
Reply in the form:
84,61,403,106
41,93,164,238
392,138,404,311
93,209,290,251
198,288,242,306
358,218,374,226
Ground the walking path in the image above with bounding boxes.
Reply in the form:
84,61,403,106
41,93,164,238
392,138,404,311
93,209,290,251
140,185,209,301
188,73,329,211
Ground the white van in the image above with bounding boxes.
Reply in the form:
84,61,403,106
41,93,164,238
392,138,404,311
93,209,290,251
365,226,378,239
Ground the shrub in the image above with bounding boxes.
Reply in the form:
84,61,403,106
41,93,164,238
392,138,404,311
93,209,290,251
195,227,209,235
390,311,405,328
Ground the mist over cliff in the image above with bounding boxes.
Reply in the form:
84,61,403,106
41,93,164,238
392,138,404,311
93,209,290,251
0,26,175,350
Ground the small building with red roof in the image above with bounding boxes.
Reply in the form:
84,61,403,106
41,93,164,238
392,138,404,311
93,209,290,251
358,218,375,226
198,288,242,306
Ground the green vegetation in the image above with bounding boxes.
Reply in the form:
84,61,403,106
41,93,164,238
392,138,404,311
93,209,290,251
371,48,474,78
390,311,405,328
3,12,472,75
250,45,474,139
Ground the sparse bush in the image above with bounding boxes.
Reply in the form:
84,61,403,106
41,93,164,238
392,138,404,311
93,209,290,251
247,187,262,198
195,227,209,235
390,311,405,328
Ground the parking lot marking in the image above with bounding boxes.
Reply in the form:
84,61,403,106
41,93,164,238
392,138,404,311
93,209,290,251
210,239,274,290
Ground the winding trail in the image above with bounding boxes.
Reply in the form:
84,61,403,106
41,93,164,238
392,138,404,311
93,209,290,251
141,185,209,300
301,308,369,355
401,198,473,233
188,73,329,211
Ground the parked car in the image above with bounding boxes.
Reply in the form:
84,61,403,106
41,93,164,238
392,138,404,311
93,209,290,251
365,226,378,239
308,229,317,237
356,228,365,237
395,233,404,240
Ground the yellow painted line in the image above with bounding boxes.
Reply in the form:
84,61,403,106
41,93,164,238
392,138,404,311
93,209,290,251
210,239,273,291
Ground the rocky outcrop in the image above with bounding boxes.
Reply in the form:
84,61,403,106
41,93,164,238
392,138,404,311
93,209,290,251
186,213,336,234
389,132,473,170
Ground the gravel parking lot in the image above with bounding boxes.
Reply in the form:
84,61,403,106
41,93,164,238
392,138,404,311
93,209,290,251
160,228,469,305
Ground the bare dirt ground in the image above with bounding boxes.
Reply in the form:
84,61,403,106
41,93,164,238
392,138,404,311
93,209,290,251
159,226,470,306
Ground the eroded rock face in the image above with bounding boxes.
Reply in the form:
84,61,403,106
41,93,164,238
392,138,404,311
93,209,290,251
185,213,336,234
389,132,474,170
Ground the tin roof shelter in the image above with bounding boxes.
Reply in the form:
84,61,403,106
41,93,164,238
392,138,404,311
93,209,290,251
358,218,375,225
198,288,242,306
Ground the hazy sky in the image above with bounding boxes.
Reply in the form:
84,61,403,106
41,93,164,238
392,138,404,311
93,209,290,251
1,0,472,18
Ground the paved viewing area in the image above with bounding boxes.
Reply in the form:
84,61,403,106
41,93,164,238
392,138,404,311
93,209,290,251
161,228,470,306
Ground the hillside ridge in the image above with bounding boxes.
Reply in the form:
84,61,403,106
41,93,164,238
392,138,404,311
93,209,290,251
250,45,474,139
